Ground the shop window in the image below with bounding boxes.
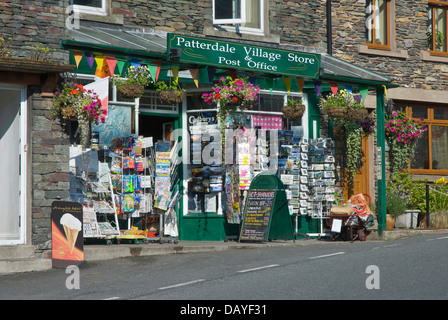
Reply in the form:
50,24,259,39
428,0,448,55
403,104,448,173
73,0,107,15
213,0,264,35
365,0,391,50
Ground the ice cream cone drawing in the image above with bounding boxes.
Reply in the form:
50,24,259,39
60,213,82,254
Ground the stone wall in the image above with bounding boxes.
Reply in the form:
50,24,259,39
30,87,71,245
0,0,69,64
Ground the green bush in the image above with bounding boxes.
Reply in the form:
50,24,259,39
386,189,407,218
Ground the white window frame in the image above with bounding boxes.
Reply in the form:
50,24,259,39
213,0,247,25
73,0,107,16
213,0,265,36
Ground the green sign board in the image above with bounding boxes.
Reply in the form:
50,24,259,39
167,33,321,79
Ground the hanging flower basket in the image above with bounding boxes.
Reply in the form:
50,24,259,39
282,104,306,119
326,106,346,118
117,83,144,99
159,89,184,104
345,107,368,122
60,105,77,120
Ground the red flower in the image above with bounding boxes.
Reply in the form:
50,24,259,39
215,93,221,99
232,97,238,102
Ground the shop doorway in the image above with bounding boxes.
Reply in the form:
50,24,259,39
139,114,178,143
0,86,27,245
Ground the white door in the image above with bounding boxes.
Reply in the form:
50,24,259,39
0,86,26,245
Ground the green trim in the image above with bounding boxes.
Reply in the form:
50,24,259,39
321,74,398,88
376,87,387,236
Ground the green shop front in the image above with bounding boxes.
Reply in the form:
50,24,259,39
62,23,393,242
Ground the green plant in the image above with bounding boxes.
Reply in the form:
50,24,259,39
285,97,303,106
30,43,56,62
0,37,12,57
111,65,153,87
432,177,448,212
386,188,407,218
155,80,185,94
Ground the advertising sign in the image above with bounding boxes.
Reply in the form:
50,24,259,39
167,33,321,79
51,201,85,269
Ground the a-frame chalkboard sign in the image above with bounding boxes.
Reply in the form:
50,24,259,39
239,173,295,242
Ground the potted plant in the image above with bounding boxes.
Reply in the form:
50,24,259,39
111,65,153,99
202,76,260,126
345,101,369,122
155,80,185,104
53,80,107,148
319,89,350,119
385,188,407,230
282,97,306,119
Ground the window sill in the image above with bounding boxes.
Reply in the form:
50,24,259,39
203,26,280,44
420,50,448,63
79,12,124,25
358,44,408,59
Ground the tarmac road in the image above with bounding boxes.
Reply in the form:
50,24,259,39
1,232,447,301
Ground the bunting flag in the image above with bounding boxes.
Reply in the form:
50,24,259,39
85,52,95,69
330,82,338,95
207,67,216,84
131,60,141,68
105,56,117,76
296,78,305,94
94,55,105,72
266,78,274,95
248,75,256,85
345,84,353,93
170,66,179,84
84,76,109,120
283,77,291,95
313,80,322,96
116,60,126,76
354,95,362,104
148,65,158,82
360,88,368,102
152,61,161,82
73,50,83,68
189,69,199,88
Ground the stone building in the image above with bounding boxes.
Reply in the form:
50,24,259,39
1,0,403,262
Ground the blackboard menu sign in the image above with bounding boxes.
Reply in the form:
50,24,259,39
239,190,275,242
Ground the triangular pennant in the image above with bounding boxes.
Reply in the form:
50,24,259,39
330,82,338,95
147,65,158,82
189,69,199,88
360,88,368,102
116,60,126,76
354,95,362,104
283,77,291,95
131,60,140,68
345,84,353,93
85,52,95,69
73,50,83,68
208,67,216,84
170,66,179,84
296,78,305,94
94,55,105,71
313,80,322,96
152,61,161,82
248,75,256,85
266,78,274,95
105,56,117,76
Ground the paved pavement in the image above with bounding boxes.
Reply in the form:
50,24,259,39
1,228,447,275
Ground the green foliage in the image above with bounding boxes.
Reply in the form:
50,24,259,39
386,188,407,218
111,65,153,87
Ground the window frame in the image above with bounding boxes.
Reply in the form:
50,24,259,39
428,0,448,57
213,0,247,25
212,0,265,36
365,0,391,51
73,0,107,16
396,102,448,174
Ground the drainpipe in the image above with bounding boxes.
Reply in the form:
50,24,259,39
327,0,332,55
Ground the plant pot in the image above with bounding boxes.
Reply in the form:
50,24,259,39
386,214,395,231
282,104,306,119
159,89,184,104
395,210,420,229
118,83,144,99
345,108,368,122
326,106,346,118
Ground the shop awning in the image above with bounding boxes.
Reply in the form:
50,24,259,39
62,23,394,89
